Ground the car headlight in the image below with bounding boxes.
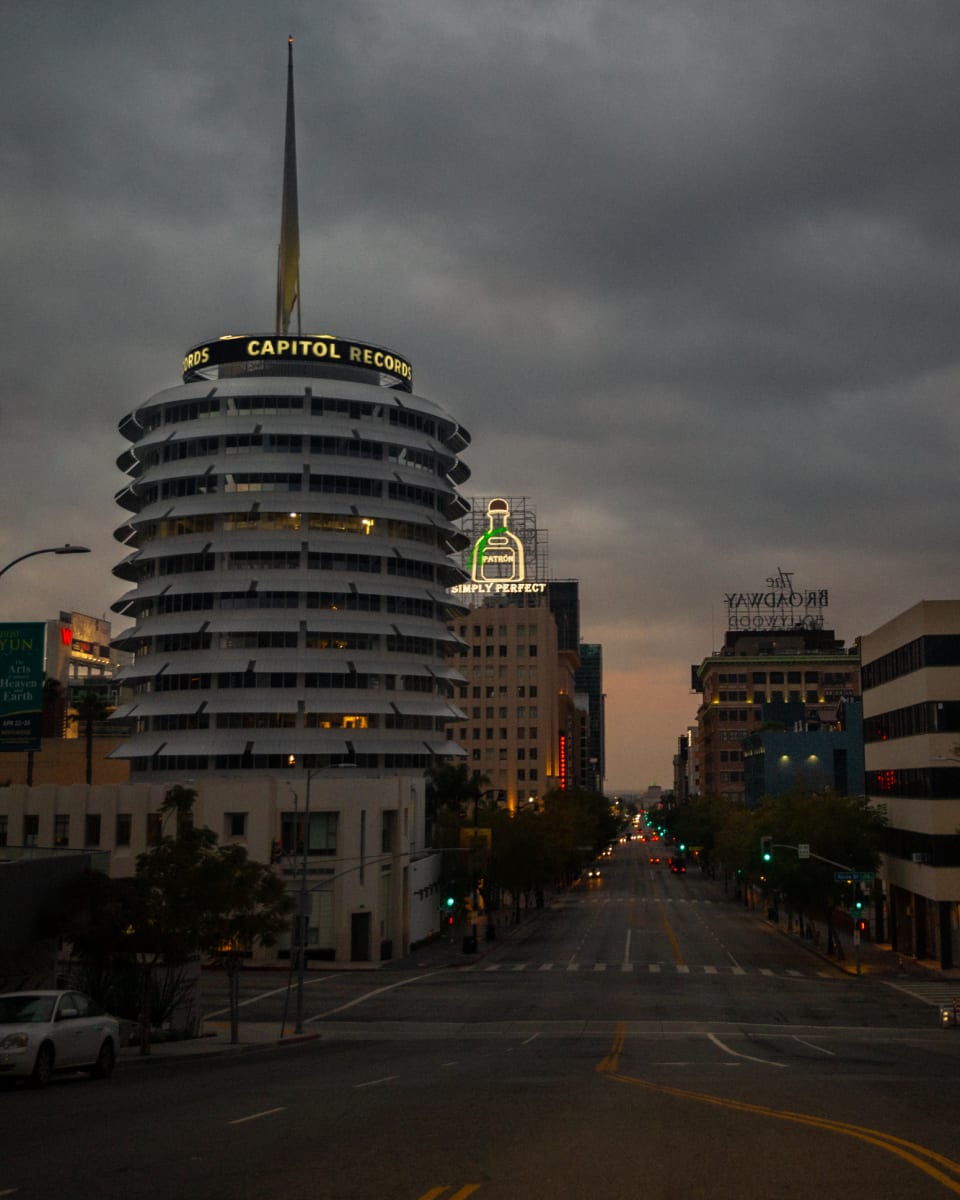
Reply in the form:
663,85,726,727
0,1033,29,1050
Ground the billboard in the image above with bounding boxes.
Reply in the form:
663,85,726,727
0,623,45,752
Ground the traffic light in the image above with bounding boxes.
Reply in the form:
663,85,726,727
760,836,773,862
854,887,864,911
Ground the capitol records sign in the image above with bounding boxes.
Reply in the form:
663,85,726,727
725,569,828,631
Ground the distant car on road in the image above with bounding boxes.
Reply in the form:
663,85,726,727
669,857,687,875
648,854,661,865
586,864,602,879
0,991,119,1087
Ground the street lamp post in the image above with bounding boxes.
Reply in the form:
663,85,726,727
286,765,317,1036
0,545,90,580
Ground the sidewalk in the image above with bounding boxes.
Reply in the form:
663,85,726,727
119,1020,315,1061
764,907,960,982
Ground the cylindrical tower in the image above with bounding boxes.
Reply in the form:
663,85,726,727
110,333,471,781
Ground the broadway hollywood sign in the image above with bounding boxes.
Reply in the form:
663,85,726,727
725,569,828,631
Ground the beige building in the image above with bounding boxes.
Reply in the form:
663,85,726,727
861,600,960,969
692,628,860,801
0,775,443,964
0,739,131,789
446,596,579,809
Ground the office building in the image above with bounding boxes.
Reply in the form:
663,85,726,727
575,642,604,791
741,698,864,805
692,627,860,801
861,600,960,969
109,338,473,781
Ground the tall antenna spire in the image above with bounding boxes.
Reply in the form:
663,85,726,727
276,35,301,335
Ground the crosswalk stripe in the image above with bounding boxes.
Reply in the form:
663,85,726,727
885,980,960,1006
478,960,822,978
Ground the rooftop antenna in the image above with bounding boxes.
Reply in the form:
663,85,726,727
276,35,301,335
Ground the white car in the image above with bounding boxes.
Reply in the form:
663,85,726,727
0,991,120,1086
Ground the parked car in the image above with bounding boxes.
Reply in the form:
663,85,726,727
0,991,119,1086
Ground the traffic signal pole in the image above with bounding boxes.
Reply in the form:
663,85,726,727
764,841,866,975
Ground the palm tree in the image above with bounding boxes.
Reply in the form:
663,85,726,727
425,763,492,843
68,689,113,785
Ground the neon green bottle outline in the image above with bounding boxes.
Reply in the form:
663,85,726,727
469,498,525,582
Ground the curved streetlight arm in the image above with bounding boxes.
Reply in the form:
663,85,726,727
0,545,91,580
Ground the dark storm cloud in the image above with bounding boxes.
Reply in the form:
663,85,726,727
2,0,960,787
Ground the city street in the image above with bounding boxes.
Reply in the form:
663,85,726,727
3,840,959,1199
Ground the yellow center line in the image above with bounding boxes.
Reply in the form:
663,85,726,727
595,1029,960,1194
658,899,685,966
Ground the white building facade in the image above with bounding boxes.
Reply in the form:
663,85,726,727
0,775,445,963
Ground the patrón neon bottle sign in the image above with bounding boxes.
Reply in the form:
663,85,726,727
469,498,526,582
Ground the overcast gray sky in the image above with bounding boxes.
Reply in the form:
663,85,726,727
2,1,959,791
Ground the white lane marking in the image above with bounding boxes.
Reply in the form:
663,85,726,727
566,963,580,972
621,962,634,973
676,965,690,974
539,962,554,971
708,1033,787,1068
624,928,632,966
649,964,661,973
310,970,446,1020
594,963,607,972
792,1036,835,1056
521,1032,540,1046
229,1106,287,1125
353,1076,399,1089
704,966,717,974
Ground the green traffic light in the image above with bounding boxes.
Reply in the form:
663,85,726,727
445,897,455,908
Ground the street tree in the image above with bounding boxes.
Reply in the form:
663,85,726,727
61,784,293,1051
196,843,292,1043
67,689,112,784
